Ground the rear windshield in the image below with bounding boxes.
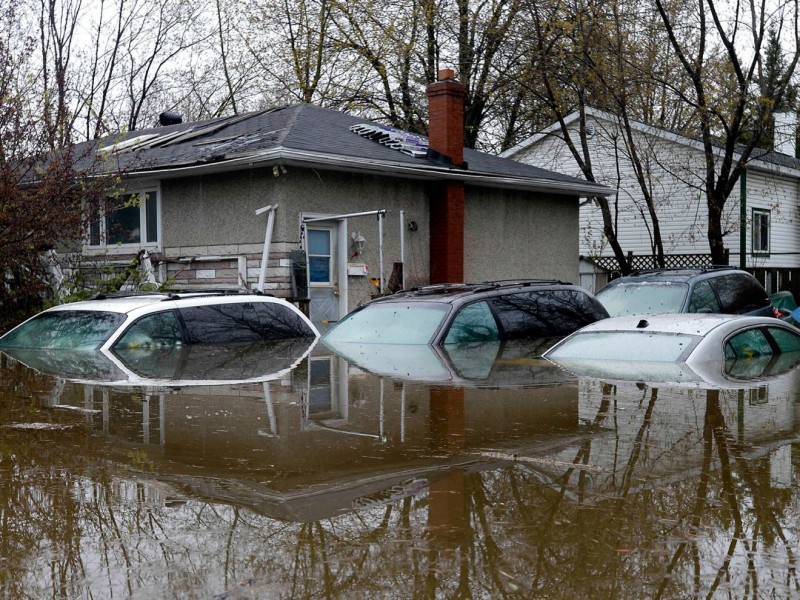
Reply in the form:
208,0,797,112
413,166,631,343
0,310,126,350
324,302,450,344
596,282,689,316
547,331,699,362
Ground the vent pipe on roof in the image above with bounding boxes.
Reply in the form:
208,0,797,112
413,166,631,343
159,111,183,126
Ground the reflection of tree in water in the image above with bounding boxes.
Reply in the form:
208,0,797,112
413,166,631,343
498,384,800,598
3,364,800,597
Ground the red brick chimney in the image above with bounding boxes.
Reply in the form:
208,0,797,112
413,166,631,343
426,68,466,166
427,69,466,283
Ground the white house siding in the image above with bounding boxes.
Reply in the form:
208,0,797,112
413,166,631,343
510,115,800,270
745,171,800,269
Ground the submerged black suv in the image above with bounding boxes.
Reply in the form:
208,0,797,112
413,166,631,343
595,267,775,318
322,280,609,346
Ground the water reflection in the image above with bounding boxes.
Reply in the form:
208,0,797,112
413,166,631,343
1,342,800,598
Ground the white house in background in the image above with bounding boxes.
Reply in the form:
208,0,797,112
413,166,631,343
501,108,800,294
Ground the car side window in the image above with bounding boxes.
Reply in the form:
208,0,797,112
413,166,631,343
444,301,499,345
709,274,769,313
114,310,183,349
688,280,721,313
725,328,773,359
490,290,606,339
253,302,315,339
767,327,800,352
180,302,265,343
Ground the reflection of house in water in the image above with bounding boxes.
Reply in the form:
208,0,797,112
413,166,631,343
57,351,582,523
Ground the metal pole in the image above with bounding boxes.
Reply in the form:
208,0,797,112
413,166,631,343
378,212,385,293
303,209,386,223
256,204,278,292
400,382,406,443
379,378,385,442
400,210,406,290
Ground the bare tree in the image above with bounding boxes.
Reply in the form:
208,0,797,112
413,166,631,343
37,0,82,148
654,0,800,264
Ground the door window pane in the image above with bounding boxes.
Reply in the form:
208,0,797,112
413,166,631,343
444,301,499,344
308,229,330,255
254,302,315,338
491,290,607,339
114,311,183,349
309,257,331,283
181,303,263,343
307,229,332,284
688,280,721,313
726,328,773,359
768,327,800,352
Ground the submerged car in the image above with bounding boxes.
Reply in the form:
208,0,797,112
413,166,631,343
595,267,775,317
0,291,319,351
542,313,800,367
322,280,609,346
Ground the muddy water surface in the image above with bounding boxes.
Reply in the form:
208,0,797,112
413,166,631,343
1,343,800,599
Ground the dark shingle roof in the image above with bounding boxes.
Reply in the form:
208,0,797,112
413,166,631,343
79,104,611,196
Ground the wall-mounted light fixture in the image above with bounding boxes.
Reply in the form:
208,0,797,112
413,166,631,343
351,231,366,256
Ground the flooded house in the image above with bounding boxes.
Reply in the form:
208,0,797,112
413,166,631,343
70,70,611,328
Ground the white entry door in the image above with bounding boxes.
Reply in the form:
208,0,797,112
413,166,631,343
307,225,341,328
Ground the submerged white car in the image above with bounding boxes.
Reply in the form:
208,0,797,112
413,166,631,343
0,291,319,351
542,314,800,367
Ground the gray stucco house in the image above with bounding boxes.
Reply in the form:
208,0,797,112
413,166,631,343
75,70,611,326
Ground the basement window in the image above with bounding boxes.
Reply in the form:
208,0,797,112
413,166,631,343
752,208,770,255
86,188,160,253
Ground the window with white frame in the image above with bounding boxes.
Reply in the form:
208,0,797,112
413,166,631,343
86,189,160,251
752,208,770,254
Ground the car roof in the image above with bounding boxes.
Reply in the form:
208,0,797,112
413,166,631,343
44,290,283,315
47,294,168,314
570,313,774,337
603,267,745,285
367,280,579,305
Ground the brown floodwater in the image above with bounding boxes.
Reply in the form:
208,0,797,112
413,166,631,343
1,340,800,599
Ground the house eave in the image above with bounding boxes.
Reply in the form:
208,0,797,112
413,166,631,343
120,147,613,198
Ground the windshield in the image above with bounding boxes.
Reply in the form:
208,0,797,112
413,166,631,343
323,302,450,344
546,331,699,362
596,282,689,316
0,310,127,350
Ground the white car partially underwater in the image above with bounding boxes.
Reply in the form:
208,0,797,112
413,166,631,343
0,291,319,351
542,313,800,388
0,291,319,386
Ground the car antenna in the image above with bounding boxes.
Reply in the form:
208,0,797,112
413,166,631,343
636,319,649,329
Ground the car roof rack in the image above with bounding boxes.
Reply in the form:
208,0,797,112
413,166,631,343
627,265,738,277
398,279,572,297
92,287,265,301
